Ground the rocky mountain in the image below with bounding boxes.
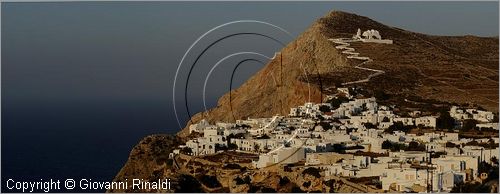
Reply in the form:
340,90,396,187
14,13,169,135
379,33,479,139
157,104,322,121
178,10,499,138
111,10,499,192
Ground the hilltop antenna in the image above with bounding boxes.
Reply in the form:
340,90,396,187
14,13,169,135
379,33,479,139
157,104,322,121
426,146,430,192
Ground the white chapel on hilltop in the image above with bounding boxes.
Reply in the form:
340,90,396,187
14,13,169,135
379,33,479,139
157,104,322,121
353,28,393,44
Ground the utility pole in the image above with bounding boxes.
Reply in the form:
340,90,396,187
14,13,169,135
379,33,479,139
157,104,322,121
426,147,430,193
430,151,435,193
490,148,492,164
430,157,434,193
480,148,484,162
426,148,435,193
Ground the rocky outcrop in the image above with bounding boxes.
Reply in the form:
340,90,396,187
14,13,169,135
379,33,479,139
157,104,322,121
177,12,353,138
109,135,181,193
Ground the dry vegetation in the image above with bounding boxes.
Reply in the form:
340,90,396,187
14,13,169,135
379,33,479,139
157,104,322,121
314,11,498,112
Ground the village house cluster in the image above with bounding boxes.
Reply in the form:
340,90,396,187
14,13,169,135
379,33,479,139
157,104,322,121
173,88,498,191
170,28,498,193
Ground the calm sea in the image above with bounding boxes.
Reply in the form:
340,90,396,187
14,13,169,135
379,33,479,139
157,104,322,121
1,100,177,192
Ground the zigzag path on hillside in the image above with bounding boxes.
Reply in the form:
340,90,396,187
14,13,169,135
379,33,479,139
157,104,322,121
328,38,385,85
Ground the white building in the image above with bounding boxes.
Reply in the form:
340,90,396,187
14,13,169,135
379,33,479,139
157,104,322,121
223,128,247,136
476,123,499,130
450,106,495,123
247,116,282,136
230,138,280,153
393,117,414,126
186,135,226,156
254,147,305,168
442,132,459,142
440,155,480,180
472,110,494,123
381,167,427,192
450,106,471,120
415,116,437,128
305,152,352,165
189,119,210,134
353,28,393,44
437,171,466,192
204,126,223,137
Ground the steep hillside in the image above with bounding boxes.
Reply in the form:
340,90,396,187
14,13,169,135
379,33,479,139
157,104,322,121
178,11,499,137
111,10,499,192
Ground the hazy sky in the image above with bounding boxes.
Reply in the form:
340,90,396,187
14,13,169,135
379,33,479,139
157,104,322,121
3,1,499,128
1,1,498,190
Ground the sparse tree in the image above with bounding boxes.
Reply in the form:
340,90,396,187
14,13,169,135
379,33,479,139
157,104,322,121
319,122,333,130
445,142,458,148
319,105,330,112
181,147,192,155
382,140,392,149
363,122,377,129
461,119,478,131
228,143,238,150
253,144,260,153
406,141,425,151
374,90,390,101
328,96,350,109
437,110,455,130
385,121,411,133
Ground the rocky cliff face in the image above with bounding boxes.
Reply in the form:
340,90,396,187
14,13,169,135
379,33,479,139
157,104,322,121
108,135,181,192
177,11,354,138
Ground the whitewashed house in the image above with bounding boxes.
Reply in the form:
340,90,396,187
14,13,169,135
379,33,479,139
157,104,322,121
186,135,226,156
441,155,480,179
305,152,351,165
381,167,427,192
450,106,494,123
231,138,255,152
476,123,499,130
323,164,351,178
442,132,459,142
204,127,223,137
254,147,305,168
415,116,437,128
355,162,387,177
437,171,466,192
189,119,210,134
472,110,494,123
223,127,247,136
393,117,415,126
450,106,471,120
